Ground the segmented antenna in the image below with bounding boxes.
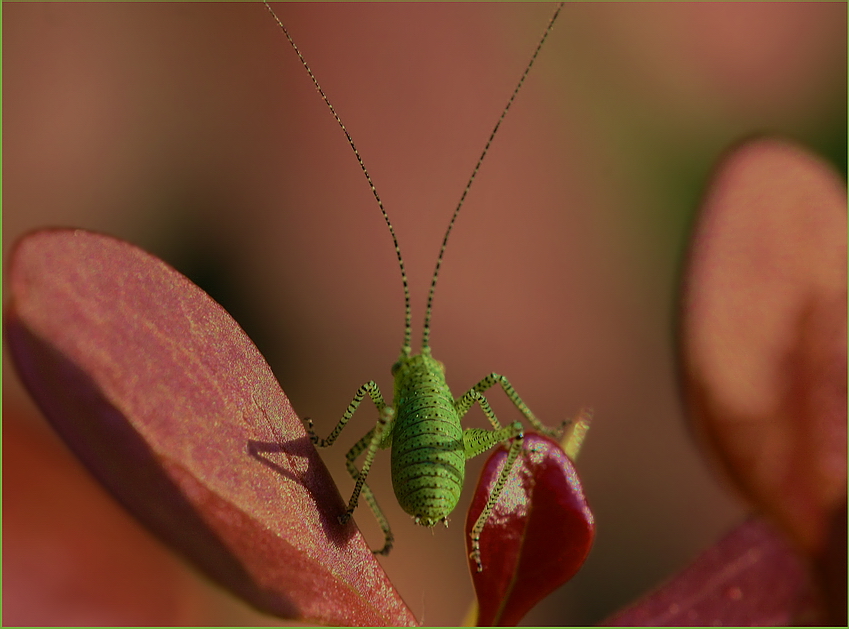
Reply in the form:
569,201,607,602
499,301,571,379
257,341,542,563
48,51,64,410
264,1,414,356
265,2,565,357
420,2,565,353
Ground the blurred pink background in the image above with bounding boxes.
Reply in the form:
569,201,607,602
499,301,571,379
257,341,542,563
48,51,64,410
4,3,845,625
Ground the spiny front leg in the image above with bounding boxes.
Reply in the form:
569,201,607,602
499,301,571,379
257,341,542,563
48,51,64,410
343,405,395,555
303,380,387,447
462,373,569,437
303,381,395,555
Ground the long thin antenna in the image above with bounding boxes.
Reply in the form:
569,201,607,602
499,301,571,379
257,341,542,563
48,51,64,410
264,2,413,356
420,2,565,353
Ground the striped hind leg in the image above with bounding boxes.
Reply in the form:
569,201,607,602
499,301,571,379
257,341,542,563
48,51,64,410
459,417,524,572
456,388,525,571
464,373,569,437
342,405,395,555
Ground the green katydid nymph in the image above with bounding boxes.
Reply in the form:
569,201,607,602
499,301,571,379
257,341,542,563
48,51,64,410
264,2,575,572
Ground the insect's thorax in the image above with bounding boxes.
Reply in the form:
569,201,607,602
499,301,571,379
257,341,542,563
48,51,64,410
389,351,465,525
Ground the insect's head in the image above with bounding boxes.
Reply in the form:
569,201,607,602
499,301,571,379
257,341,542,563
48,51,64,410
390,358,404,377
391,351,416,379
390,352,445,379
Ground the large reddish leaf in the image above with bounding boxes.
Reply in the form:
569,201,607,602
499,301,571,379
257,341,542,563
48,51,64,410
679,138,847,623
5,228,416,626
680,138,847,556
465,433,594,626
601,518,819,626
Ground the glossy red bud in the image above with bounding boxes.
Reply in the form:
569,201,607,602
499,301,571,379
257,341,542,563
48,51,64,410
466,433,594,626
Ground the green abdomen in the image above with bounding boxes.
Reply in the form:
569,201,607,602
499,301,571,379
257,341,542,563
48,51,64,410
390,356,464,525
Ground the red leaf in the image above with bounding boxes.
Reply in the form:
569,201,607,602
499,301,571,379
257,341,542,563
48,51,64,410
679,138,848,624
5,229,416,626
466,433,594,626
680,138,847,557
600,518,819,626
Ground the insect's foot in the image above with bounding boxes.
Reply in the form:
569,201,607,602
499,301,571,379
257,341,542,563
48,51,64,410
469,547,483,572
469,532,484,571
539,421,569,439
302,417,320,444
338,511,353,525
372,534,394,556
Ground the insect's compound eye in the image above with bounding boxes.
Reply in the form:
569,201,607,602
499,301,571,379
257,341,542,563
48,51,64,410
391,360,402,376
